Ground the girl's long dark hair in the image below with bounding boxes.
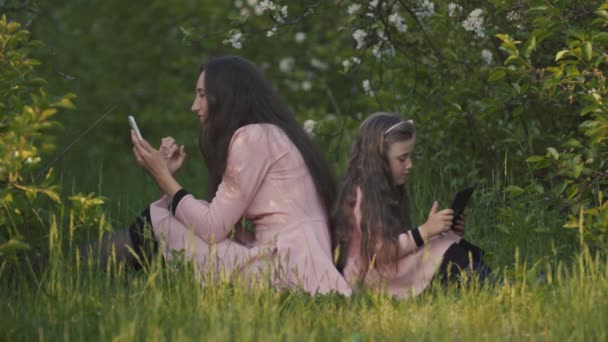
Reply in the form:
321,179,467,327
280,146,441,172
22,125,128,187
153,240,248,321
198,55,337,228
332,113,416,277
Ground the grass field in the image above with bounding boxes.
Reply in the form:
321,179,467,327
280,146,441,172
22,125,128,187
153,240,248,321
2,152,607,341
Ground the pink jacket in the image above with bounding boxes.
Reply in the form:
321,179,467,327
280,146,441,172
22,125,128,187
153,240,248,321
149,124,351,295
343,187,461,298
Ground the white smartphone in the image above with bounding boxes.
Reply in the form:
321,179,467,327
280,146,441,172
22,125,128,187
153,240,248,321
128,115,143,140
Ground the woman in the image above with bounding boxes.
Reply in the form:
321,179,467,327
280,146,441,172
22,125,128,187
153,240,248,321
94,56,351,295
332,112,490,299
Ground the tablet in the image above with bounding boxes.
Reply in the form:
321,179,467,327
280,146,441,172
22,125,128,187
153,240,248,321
450,186,475,223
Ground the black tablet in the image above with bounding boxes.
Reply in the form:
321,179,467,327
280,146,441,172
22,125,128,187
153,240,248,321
450,186,475,223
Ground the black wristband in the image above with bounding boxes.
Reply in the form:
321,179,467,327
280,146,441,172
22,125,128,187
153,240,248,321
411,227,424,247
169,188,190,215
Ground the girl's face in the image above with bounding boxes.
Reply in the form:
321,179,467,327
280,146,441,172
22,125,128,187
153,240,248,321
386,136,416,186
191,71,208,124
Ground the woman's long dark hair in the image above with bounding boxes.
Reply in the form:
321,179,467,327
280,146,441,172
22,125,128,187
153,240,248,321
332,113,416,277
198,55,336,227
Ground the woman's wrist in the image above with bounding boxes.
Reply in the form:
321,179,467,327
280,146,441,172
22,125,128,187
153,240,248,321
155,170,182,198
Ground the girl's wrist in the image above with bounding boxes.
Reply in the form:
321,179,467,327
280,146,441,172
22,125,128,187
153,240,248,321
419,224,430,243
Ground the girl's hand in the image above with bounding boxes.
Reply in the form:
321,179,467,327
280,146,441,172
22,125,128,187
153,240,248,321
420,201,453,241
131,130,172,182
453,214,466,237
159,136,186,175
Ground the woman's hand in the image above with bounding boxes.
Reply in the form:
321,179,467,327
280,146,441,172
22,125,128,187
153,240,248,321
131,130,172,182
131,130,183,197
419,201,453,241
452,214,466,237
159,136,186,176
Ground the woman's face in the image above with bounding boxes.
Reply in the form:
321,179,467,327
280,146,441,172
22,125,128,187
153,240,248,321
386,136,416,186
191,71,208,124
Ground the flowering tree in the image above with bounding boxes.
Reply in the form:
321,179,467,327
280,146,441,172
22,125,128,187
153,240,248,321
211,0,607,246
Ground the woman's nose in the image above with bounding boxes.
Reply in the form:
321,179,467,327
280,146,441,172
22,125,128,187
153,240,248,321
191,98,199,113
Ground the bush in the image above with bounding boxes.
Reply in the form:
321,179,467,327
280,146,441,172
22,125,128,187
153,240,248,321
0,15,75,258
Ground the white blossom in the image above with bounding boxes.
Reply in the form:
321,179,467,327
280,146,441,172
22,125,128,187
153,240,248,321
342,56,361,72
448,3,462,17
352,29,368,50
310,58,328,70
254,0,275,15
227,32,243,49
388,12,407,33
301,80,312,91
462,8,484,38
342,59,352,69
362,79,374,96
247,0,258,5
481,49,493,64
303,119,316,136
506,10,520,22
235,0,243,8
372,44,381,58
280,5,288,17
507,10,524,29
279,57,295,73
369,0,379,8
348,4,361,15
415,0,435,19
294,32,306,43
266,27,277,37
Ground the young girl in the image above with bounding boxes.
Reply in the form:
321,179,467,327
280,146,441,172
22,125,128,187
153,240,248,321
332,112,490,299
87,56,351,295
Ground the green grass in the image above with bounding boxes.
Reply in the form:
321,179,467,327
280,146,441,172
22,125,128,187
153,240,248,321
2,151,607,341
2,239,607,340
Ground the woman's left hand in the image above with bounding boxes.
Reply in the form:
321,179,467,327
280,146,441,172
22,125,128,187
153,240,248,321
453,214,466,237
131,130,171,182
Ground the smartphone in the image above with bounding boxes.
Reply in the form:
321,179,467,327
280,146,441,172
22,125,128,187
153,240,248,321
450,186,475,226
128,115,143,140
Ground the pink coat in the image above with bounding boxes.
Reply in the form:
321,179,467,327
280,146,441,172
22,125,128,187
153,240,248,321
343,187,461,299
149,124,351,295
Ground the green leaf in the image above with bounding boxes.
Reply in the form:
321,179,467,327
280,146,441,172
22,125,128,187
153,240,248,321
495,34,511,43
595,32,608,43
526,155,546,163
582,41,592,61
546,66,563,78
564,138,583,148
547,147,559,159
0,239,30,255
595,9,608,20
522,36,537,58
505,55,526,67
566,65,580,77
488,69,506,82
555,50,570,61
503,185,524,197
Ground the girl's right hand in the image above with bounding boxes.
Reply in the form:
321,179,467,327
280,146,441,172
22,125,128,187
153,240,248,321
159,137,186,176
420,201,453,240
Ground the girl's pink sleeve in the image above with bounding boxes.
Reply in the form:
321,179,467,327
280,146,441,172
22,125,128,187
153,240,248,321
172,125,274,243
396,231,421,257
